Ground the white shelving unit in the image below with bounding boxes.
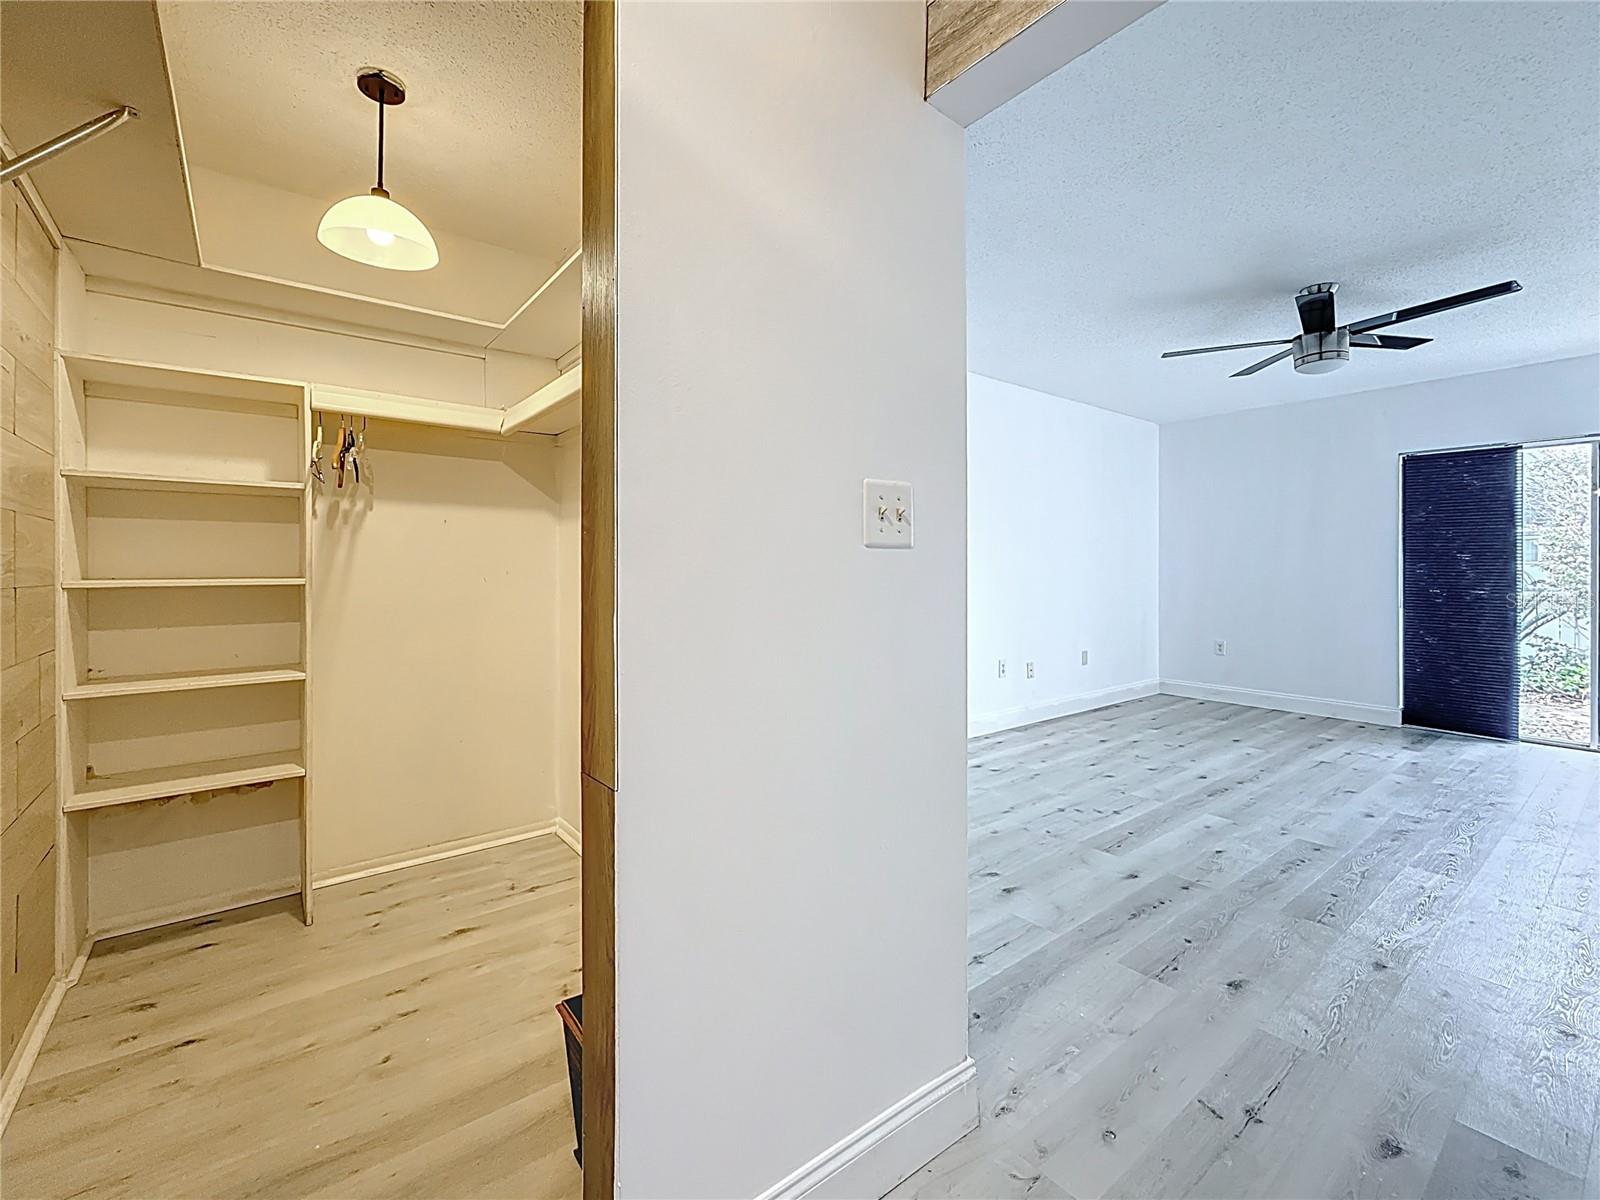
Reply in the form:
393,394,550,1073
57,354,314,928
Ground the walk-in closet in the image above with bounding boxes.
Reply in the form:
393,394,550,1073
1,3,586,1195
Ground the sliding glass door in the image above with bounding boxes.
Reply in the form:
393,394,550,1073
1401,437,1597,750
1518,440,1596,748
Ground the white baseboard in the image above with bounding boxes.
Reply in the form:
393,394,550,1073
968,679,1159,737
1158,679,1401,727
315,822,558,888
554,817,581,856
756,1057,978,1200
93,881,301,942
93,825,561,937
1,937,91,1133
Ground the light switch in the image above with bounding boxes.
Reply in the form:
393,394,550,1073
863,479,914,549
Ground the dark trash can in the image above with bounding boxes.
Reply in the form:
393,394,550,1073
555,993,583,1165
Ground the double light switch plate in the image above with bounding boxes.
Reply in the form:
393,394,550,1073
863,479,914,549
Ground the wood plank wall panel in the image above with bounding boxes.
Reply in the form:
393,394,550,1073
925,0,1063,96
580,3,617,1199
0,182,59,1073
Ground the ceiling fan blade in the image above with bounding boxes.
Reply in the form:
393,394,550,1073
1295,287,1337,334
1231,347,1295,377
1351,334,1433,350
1347,280,1522,334
1161,339,1293,359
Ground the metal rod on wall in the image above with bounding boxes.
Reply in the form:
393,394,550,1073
0,107,139,185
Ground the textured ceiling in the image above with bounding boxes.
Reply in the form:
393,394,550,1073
158,0,581,263
967,0,1600,423
1,0,198,265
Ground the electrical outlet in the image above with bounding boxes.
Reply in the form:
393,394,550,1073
1214,640,1227,656
997,659,1006,679
1080,650,1089,666
1026,661,1035,679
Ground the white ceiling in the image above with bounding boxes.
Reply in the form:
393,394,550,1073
158,0,581,265
0,0,199,265
967,0,1600,424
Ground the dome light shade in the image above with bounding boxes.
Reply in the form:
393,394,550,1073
318,188,438,271
317,70,437,272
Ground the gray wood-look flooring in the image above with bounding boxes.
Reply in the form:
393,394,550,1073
894,695,1600,1200
1,836,581,1200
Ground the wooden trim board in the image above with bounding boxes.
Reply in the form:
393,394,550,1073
0,938,91,1135
580,4,618,1198
555,816,582,856
754,1058,978,1200
313,823,563,888
582,3,618,792
580,772,616,1200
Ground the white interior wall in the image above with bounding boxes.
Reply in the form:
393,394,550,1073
309,421,564,880
611,3,973,1196
1159,354,1600,721
967,373,1159,735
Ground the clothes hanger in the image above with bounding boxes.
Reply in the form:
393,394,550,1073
309,415,326,485
336,413,347,488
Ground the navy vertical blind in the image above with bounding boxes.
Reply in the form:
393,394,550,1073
1402,447,1520,739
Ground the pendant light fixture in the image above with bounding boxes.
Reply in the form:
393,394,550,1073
317,69,439,271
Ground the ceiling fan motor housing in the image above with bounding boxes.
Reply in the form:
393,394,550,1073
1293,327,1349,374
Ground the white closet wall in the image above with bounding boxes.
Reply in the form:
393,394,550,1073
310,420,565,879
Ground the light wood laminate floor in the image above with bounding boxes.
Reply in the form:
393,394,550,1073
1,835,581,1200
894,695,1600,1200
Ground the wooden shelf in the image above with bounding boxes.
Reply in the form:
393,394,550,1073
63,577,306,590
500,365,582,436
65,666,306,700
311,386,504,434
63,353,305,409
66,753,307,812
62,468,305,497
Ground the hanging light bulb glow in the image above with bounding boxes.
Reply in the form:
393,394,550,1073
317,70,438,272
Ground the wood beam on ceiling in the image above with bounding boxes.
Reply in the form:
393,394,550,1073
925,0,1163,126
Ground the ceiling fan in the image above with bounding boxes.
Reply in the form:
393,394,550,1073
1161,280,1523,378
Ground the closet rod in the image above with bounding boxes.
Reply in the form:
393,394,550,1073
0,106,138,184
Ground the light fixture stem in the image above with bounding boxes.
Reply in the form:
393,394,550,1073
376,95,385,191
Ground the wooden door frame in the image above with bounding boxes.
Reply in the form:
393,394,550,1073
580,2,617,1198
